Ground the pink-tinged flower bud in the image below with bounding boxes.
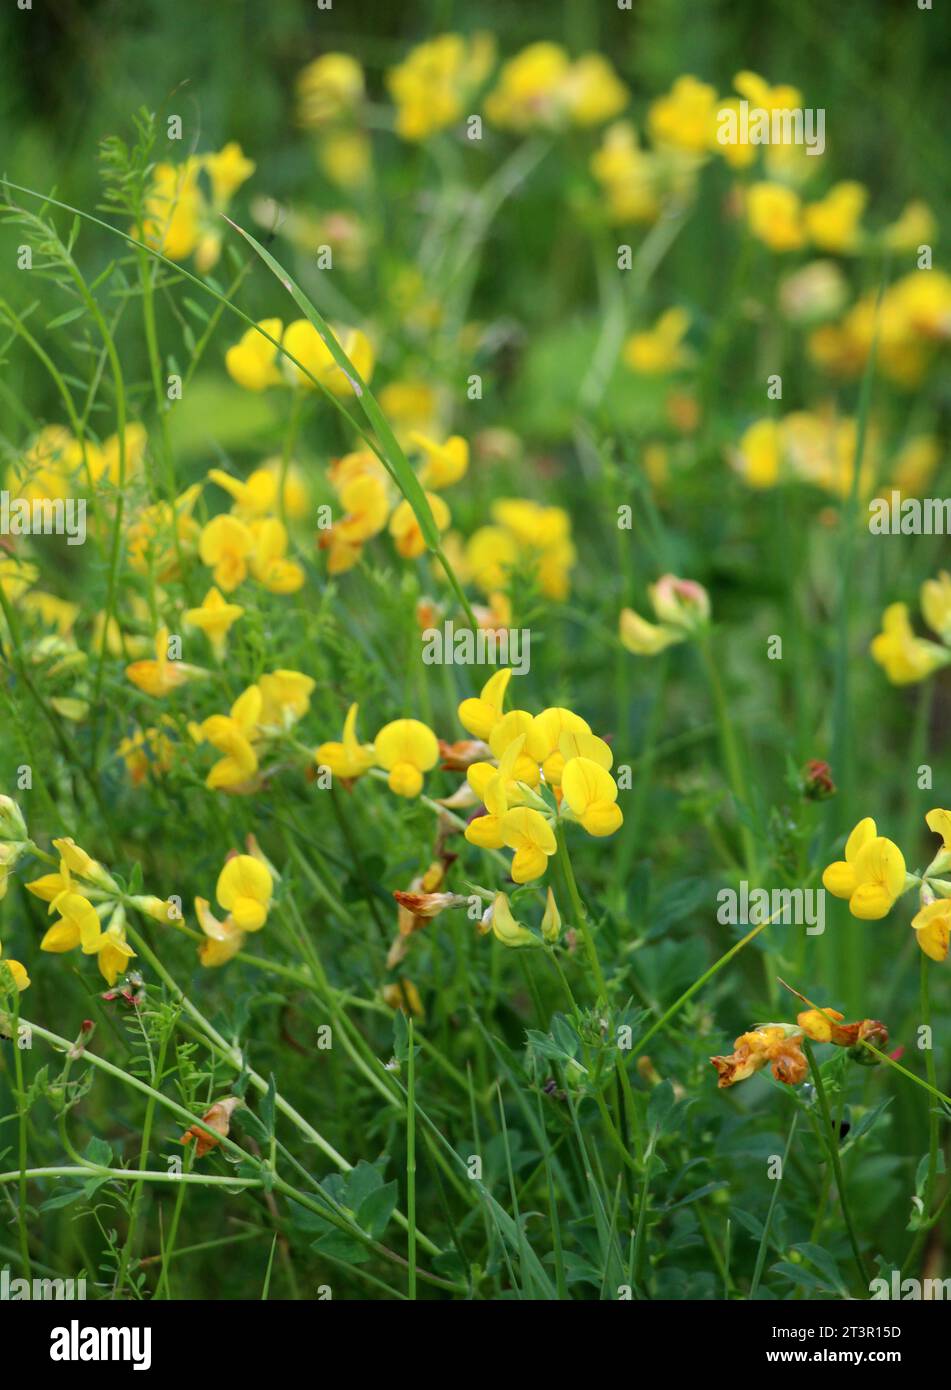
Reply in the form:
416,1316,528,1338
648,574,710,633
801,759,836,800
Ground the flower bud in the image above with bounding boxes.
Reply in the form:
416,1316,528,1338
0,796,27,842
130,894,177,924
801,759,836,800
648,574,710,633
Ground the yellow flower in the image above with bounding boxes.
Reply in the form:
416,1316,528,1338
0,941,29,993
87,423,148,488
216,854,273,931
387,33,495,141
623,308,691,375
204,142,255,205
282,320,374,395
458,668,512,740
139,160,203,262
389,492,450,559
921,572,951,644
20,591,80,636
249,518,305,594
591,122,661,224
195,897,246,968
40,892,102,954
563,54,629,127
257,670,315,729
374,719,439,797
126,627,205,697
315,703,375,780
619,606,683,656
484,42,571,130
822,817,908,920
747,182,805,252
498,806,557,883
225,319,285,392
733,419,782,488
319,130,371,189
199,514,255,592
488,499,576,598
411,433,469,489
804,182,867,254
0,554,38,602
487,711,540,787
208,467,278,518
93,912,136,987
184,587,244,660
487,892,539,948
870,603,950,685
561,757,623,837
296,53,364,127
196,685,262,791
925,808,951,854
648,75,719,154
261,457,310,520
321,462,391,574
464,736,528,850
525,707,591,785
883,200,936,254
911,900,951,963
140,146,254,271
712,73,805,170
465,525,519,592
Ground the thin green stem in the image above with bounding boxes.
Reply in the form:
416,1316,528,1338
803,1040,869,1289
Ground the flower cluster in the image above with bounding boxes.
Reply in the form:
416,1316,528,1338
457,670,624,883
137,143,255,271
225,318,373,396
711,1005,888,1090
823,810,951,961
870,573,951,686
318,436,466,575
731,415,939,501
192,670,316,792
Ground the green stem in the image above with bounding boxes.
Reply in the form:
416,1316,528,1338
803,1039,869,1289
630,909,780,1057
556,824,609,1001
407,1017,417,1301
699,632,756,876
901,955,941,1276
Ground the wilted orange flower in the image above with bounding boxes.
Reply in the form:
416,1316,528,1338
710,1024,808,1089
180,1097,241,1157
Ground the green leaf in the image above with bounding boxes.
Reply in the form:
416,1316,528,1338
46,306,86,331
84,1136,113,1167
355,1179,398,1240
312,1229,370,1264
647,1079,676,1135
